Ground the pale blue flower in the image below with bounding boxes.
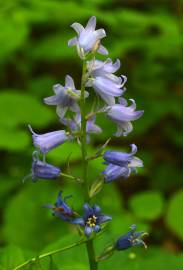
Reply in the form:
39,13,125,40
29,125,69,154
44,75,89,118
86,59,126,105
107,98,144,136
68,16,108,57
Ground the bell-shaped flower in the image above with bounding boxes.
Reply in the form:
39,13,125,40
72,203,112,237
31,152,61,182
107,98,144,136
87,58,122,78
115,225,147,250
44,191,74,222
44,75,89,118
86,59,126,105
68,16,108,57
29,125,69,154
60,112,102,142
102,144,143,183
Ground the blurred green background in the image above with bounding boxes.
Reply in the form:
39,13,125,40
0,0,183,269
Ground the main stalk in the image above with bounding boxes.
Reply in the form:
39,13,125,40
80,59,98,270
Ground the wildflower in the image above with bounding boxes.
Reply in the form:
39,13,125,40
72,203,112,237
102,144,143,183
44,75,89,118
60,112,102,141
115,225,147,250
29,125,69,154
45,191,74,222
107,98,144,136
68,16,108,58
31,152,61,182
86,58,127,105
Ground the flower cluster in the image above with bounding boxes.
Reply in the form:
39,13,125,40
26,16,147,266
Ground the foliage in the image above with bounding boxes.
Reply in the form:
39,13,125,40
0,0,182,269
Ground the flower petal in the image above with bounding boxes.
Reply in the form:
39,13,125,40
71,22,84,34
84,226,93,237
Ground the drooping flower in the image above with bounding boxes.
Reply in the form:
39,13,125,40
44,191,74,222
107,98,144,136
29,125,69,154
44,75,89,118
102,144,143,183
60,112,102,142
72,203,112,237
31,151,61,182
115,225,147,250
68,16,108,58
86,59,126,105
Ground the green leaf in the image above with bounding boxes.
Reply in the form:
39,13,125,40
0,91,54,129
129,191,164,221
0,128,29,151
0,245,24,270
48,256,59,270
166,190,183,240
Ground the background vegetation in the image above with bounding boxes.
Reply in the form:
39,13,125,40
0,0,183,269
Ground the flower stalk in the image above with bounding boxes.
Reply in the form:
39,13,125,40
80,58,98,270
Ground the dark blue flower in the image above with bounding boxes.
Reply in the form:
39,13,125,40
29,125,69,154
102,144,143,183
107,98,144,136
68,16,108,57
31,152,61,182
72,203,112,237
45,191,74,222
116,225,147,250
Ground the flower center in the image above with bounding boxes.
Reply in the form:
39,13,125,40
86,215,97,227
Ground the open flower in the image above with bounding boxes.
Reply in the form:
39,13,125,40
44,191,74,222
29,125,69,154
102,144,143,183
86,59,126,105
72,203,112,237
115,225,147,250
68,16,108,57
31,152,61,182
44,75,89,118
107,98,144,136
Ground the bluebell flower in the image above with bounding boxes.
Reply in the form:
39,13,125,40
116,225,147,250
29,125,69,154
72,203,112,237
107,98,144,136
102,144,143,183
44,75,89,118
86,59,126,105
31,152,61,182
45,191,74,222
68,16,108,58
60,112,102,142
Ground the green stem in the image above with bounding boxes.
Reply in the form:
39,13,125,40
13,239,86,270
80,59,98,270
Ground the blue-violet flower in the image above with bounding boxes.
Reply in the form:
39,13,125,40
72,203,112,237
31,152,61,182
45,191,74,222
116,225,147,250
103,144,143,182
